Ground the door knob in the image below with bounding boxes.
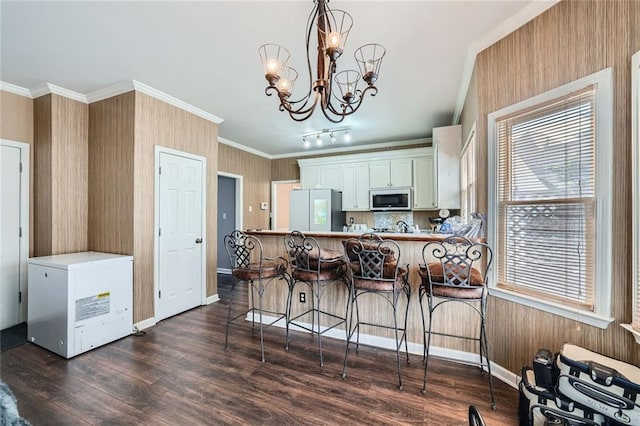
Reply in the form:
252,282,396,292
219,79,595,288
195,238,203,244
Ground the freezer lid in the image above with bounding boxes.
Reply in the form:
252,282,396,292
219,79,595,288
28,251,133,269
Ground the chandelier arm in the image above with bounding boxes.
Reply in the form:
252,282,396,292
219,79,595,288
319,103,348,123
280,92,321,117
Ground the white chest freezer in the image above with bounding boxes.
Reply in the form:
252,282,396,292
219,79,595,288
27,251,133,358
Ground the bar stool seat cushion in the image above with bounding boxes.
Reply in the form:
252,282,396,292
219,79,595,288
352,266,407,291
418,263,485,299
232,261,286,281
292,264,346,282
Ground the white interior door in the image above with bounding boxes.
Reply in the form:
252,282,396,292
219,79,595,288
0,144,23,329
157,151,204,321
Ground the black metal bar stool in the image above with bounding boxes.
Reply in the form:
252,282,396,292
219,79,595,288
419,236,495,408
341,233,411,389
284,230,349,366
223,230,291,362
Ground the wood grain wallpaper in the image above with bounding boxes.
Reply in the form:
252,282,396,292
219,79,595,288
0,90,34,256
33,94,88,256
134,92,219,322
218,143,271,230
470,0,640,372
88,92,135,256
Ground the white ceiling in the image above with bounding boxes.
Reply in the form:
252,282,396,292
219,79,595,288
0,1,555,157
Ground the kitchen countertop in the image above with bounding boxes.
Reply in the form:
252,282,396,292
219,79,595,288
244,229,460,242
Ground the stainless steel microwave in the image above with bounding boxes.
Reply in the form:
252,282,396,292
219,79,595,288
370,188,412,211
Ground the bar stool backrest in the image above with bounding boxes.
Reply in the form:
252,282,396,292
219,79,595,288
344,236,401,282
422,236,493,289
224,230,263,271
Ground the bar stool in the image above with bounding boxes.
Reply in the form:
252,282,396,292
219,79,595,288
341,234,411,389
419,236,495,408
223,230,291,362
284,230,349,366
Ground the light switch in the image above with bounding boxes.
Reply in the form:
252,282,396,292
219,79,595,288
249,206,253,212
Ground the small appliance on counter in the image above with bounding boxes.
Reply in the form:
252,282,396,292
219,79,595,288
430,209,451,233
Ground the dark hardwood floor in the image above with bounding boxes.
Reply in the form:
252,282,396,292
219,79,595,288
0,274,520,425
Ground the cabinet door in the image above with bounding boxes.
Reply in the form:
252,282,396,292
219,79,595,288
300,166,321,189
390,158,413,187
341,163,370,210
354,163,370,210
341,165,357,210
369,161,391,188
413,156,435,209
320,164,341,190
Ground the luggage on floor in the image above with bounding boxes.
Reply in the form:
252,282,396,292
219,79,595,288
556,343,640,425
519,366,607,426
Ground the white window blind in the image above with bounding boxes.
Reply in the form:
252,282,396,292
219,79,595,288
460,128,476,222
495,86,596,310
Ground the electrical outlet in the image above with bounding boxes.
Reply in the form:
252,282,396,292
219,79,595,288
299,292,306,303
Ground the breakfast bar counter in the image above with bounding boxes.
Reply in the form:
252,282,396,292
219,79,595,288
243,229,484,356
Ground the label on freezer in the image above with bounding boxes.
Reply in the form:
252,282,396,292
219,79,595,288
76,292,111,322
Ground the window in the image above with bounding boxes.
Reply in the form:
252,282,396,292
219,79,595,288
460,124,477,222
623,51,640,342
488,68,613,328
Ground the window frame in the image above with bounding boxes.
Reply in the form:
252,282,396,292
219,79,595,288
487,68,614,329
623,51,640,343
460,122,477,222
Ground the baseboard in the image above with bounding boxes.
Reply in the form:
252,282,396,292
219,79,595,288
133,317,157,332
246,313,519,389
206,294,220,305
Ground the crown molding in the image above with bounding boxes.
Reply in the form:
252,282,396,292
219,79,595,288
0,81,32,98
85,80,136,104
218,137,272,159
274,137,431,160
452,0,561,124
30,82,86,103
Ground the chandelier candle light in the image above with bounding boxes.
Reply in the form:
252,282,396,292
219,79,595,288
259,0,385,123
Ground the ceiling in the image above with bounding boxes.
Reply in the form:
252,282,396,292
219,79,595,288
0,1,554,158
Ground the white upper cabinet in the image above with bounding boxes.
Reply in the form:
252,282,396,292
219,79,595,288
413,155,436,209
369,158,413,188
300,164,341,190
432,125,461,209
341,163,370,211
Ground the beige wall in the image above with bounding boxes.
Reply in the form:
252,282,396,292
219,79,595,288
471,0,640,371
2,91,35,256
33,94,89,257
218,143,271,230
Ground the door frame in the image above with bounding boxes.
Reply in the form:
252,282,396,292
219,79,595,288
217,171,243,273
270,180,299,230
0,139,30,324
153,146,207,321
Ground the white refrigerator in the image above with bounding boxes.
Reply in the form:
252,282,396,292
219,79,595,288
289,189,346,232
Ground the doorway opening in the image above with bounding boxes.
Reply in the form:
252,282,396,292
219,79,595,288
217,172,243,274
271,180,300,231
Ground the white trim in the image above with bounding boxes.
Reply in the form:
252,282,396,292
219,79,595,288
218,137,272,159
1,139,30,324
297,146,432,168
488,67,614,326
270,179,299,231
132,81,223,124
218,136,432,161
0,81,32,98
460,122,476,156
133,317,157,332
217,171,243,231
249,314,518,389
217,268,232,275
452,0,561,124
629,49,640,342
85,80,136,104
30,83,86,103
154,146,208,321
205,294,220,305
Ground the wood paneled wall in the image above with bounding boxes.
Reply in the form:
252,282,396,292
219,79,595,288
1,90,34,256
33,94,88,256
88,92,135,255
470,0,640,371
218,143,271,230
134,92,218,322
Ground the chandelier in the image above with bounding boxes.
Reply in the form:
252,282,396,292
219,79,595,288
259,0,385,123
